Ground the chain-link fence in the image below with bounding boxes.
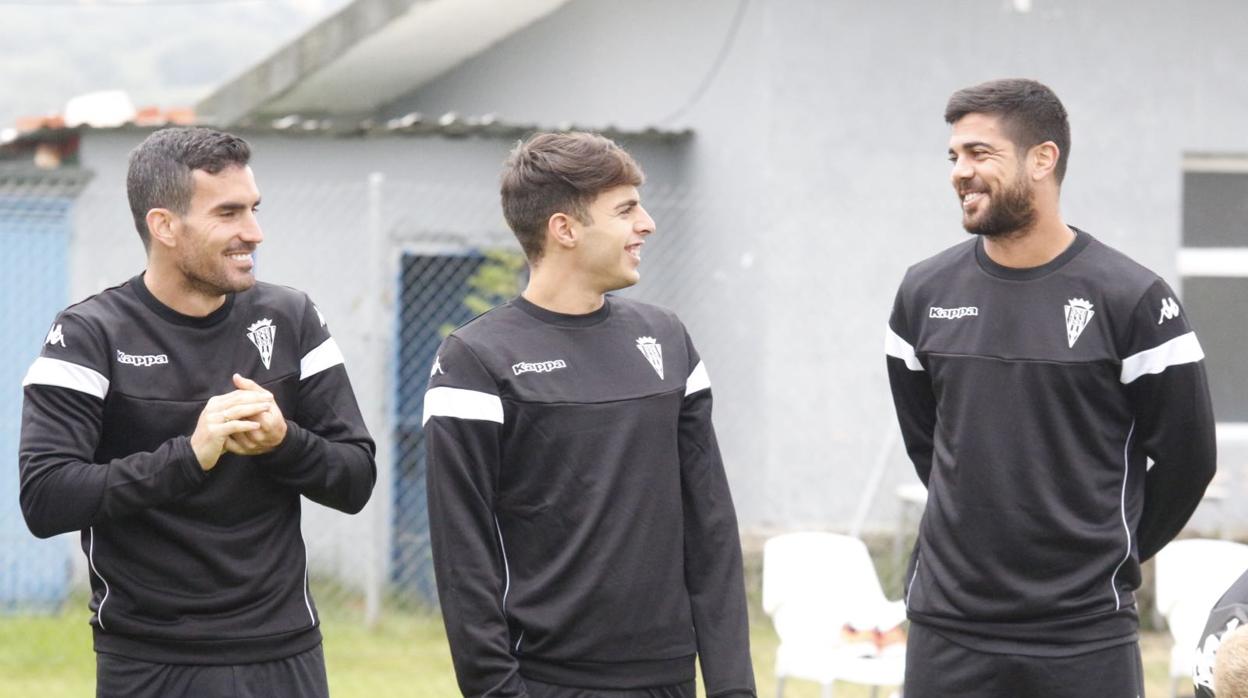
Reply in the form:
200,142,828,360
0,168,98,694
0,170,89,616
0,158,1207,697
0,168,740,697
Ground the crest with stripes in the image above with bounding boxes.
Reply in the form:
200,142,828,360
247,318,277,370
636,336,664,379
1063,298,1094,348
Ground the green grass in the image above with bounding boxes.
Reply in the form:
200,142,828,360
321,607,460,697
0,602,1181,697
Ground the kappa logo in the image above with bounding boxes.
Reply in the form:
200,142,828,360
636,336,664,379
45,324,66,347
116,350,169,367
512,359,567,376
1158,297,1180,324
246,318,277,370
430,355,444,377
929,306,979,320
1064,298,1095,348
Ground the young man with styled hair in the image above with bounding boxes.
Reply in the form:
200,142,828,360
885,79,1216,696
19,126,376,697
423,131,756,697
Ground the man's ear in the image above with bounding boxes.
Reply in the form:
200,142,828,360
145,208,178,249
547,211,578,251
1030,141,1060,182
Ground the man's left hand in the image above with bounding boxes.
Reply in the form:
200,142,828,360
224,373,288,455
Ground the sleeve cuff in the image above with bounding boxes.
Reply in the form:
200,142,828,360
173,436,212,485
253,420,306,470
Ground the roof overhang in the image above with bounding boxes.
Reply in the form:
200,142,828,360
2,120,692,159
196,0,572,127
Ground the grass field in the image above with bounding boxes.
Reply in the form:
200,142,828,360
0,603,1182,697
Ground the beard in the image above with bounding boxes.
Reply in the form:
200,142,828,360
963,172,1036,239
176,232,257,297
178,258,255,297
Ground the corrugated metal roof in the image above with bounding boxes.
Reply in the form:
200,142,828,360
2,113,691,155
0,162,94,190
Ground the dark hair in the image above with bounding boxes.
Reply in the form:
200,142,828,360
945,78,1071,184
500,131,644,261
126,127,251,247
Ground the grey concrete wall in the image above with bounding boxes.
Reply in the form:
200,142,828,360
384,0,1248,533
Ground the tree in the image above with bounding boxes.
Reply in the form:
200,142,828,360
439,248,526,337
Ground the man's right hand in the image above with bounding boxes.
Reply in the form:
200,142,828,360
190,389,274,471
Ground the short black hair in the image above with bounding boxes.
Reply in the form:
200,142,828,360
945,78,1071,184
126,127,251,248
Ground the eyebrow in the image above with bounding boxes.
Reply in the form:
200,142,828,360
212,197,261,213
949,141,996,155
613,198,639,213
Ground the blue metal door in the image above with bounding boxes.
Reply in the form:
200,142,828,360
392,252,486,605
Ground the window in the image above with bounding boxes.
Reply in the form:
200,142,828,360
1180,155,1248,425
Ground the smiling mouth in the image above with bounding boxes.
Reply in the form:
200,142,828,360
961,191,986,210
226,251,255,268
626,242,643,261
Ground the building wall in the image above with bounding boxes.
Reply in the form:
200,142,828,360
385,0,1248,532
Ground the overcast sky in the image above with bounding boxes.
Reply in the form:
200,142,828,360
0,0,353,128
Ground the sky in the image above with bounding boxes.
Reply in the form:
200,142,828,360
0,0,353,129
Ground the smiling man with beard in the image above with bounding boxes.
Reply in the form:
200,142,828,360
885,79,1217,696
19,127,376,698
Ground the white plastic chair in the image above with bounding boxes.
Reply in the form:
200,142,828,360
762,532,906,698
1154,538,1248,698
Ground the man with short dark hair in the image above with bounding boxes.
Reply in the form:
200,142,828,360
19,126,376,697
424,131,756,697
886,78,1216,696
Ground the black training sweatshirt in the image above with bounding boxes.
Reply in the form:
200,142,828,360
423,295,755,697
20,273,376,663
886,229,1216,655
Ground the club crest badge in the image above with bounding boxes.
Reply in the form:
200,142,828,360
636,336,664,379
1064,298,1094,348
247,318,277,369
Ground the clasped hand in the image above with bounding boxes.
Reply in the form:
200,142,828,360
190,374,288,471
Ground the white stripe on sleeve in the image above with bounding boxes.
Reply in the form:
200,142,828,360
685,361,711,396
422,386,505,426
885,327,924,372
23,357,109,399
300,337,345,380
1120,331,1204,385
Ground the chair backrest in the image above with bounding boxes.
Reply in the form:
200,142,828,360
762,532,887,620
1155,539,1248,651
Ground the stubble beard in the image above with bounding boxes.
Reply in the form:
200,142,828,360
963,173,1036,239
177,249,255,298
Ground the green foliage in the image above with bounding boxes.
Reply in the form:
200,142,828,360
438,249,526,338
